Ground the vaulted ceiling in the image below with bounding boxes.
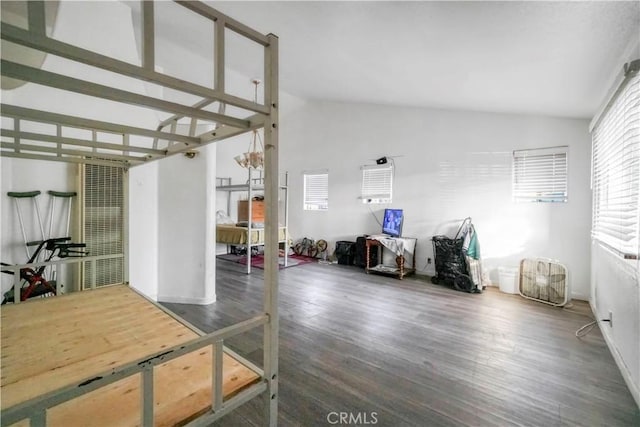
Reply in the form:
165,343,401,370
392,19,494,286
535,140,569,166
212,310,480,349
209,1,639,119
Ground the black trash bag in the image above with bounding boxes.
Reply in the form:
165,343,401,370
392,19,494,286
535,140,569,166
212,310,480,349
431,235,469,287
335,241,356,265
431,217,483,294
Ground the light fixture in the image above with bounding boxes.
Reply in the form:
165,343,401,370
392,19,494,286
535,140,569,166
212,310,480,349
234,79,264,169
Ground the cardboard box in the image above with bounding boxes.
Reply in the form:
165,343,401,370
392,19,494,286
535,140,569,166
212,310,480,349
238,200,264,222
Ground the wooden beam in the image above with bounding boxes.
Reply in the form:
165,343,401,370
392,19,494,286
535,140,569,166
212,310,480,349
174,1,270,46
1,142,148,164
1,129,166,156
27,1,46,36
0,151,131,168
215,17,225,92
0,60,250,129
262,33,279,427
195,113,265,145
0,24,268,115
1,104,199,146
141,1,155,71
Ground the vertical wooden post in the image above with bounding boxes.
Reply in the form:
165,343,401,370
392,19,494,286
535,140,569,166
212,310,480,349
141,1,155,71
262,33,279,427
27,1,46,36
141,367,154,427
213,340,224,411
215,17,225,92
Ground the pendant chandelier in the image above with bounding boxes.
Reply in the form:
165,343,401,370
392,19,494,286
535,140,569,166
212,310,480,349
234,79,264,169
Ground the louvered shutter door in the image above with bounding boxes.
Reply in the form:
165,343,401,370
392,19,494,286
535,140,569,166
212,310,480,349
83,164,125,287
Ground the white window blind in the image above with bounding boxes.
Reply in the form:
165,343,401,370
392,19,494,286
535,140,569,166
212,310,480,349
592,73,639,259
361,164,393,204
303,171,328,211
82,164,125,287
512,147,568,203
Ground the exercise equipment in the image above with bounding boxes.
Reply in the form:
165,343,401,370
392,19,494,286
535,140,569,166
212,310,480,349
1,237,87,304
4,190,85,303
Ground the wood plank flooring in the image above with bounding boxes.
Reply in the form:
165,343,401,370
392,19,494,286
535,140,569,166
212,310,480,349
1,285,259,427
163,260,640,427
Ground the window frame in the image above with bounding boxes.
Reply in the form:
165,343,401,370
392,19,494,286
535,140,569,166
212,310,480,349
512,146,568,203
303,170,328,211
591,72,639,260
361,164,393,204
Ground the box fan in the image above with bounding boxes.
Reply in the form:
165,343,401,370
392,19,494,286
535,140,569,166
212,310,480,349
519,258,568,306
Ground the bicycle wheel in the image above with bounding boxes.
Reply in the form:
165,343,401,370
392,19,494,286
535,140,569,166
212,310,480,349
316,239,328,252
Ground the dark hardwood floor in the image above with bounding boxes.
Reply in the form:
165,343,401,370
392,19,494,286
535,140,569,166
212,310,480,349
163,260,640,427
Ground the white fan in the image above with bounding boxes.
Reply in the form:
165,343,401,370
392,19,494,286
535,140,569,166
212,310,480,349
519,258,568,306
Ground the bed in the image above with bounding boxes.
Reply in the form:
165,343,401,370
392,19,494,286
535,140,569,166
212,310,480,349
1,285,261,427
217,225,288,274
216,169,290,274
0,1,280,425
217,224,287,245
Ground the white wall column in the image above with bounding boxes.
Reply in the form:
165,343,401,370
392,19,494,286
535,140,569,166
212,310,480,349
157,149,215,305
128,162,159,300
204,144,217,303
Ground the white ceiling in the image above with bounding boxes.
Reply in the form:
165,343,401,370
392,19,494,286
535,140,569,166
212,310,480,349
206,1,639,119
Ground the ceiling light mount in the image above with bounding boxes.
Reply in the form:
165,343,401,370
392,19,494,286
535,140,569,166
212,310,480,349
235,79,264,169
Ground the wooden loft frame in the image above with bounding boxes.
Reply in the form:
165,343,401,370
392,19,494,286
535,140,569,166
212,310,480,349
0,1,280,425
1,1,273,167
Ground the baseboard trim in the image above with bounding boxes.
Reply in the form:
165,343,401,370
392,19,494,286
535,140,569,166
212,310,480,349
571,292,590,302
590,300,640,409
130,290,157,302
158,294,216,305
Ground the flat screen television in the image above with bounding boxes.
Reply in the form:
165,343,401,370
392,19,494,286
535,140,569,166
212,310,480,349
382,208,403,237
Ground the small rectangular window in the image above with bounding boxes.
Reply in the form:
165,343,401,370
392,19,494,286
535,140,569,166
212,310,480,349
361,164,393,204
512,146,568,203
303,170,328,211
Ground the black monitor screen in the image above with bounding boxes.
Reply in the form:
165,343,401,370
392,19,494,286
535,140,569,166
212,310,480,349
382,209,403,237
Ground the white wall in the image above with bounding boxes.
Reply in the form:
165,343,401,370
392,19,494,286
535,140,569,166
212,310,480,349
590,37,640,407
591,244,639,405
156,149,215,304
279,100,592,299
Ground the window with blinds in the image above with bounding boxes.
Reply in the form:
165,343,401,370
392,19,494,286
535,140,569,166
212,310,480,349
591,72,639,259
82,164,125,287
361,164,393,204
303,171,328,211
512,146,568,203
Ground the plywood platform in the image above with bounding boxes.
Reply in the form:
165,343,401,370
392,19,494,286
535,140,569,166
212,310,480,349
1,285,260,426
